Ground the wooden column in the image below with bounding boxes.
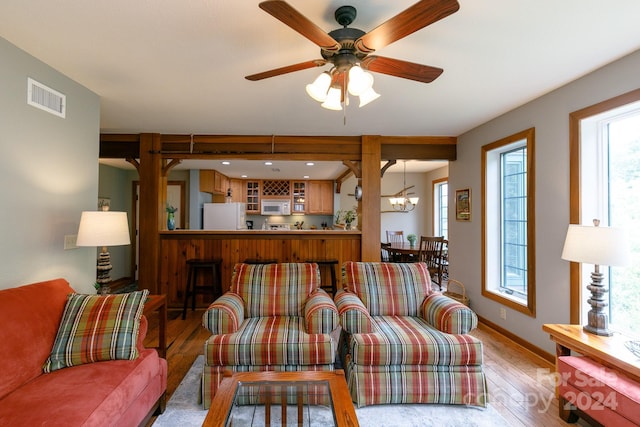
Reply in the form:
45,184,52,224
361,135,381,261
138,133,164,294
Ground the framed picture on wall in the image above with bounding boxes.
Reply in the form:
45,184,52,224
98,197,111,211
455,189,471,221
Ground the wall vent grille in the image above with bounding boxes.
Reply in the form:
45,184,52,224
27,78,66,118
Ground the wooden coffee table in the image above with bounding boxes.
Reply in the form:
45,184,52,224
202,370,359,427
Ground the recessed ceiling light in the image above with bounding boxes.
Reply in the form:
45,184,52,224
303,175,310,179
241,174,248,178
221,161,230,165
306,162,315,166
264,161,273,166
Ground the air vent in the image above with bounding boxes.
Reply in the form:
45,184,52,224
27,78,66,118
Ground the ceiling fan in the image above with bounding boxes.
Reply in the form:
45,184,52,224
246,0,460,108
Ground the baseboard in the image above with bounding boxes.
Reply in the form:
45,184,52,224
477,315,555,365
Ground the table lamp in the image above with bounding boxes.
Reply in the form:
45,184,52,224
561,219,630,336
76,211,131,288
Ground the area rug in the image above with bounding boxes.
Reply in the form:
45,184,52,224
153,356,509,427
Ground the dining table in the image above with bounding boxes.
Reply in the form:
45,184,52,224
387,242,420,262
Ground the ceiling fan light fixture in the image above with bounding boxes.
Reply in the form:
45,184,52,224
347,65,373,96
321,86,343,110
358,86,380,107
306,71,331,102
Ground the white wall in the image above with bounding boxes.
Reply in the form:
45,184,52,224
449,48,640,355
337,166,448,242
0,37,100,292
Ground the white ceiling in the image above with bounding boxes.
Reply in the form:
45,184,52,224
3,1,640,176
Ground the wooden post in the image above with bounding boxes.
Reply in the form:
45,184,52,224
361,135,381,261
138,133,164,294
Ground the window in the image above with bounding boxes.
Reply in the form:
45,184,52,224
482,128,536,316
572,95,640,336
433,178,448,239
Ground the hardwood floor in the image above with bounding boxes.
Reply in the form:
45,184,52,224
144,308,585,426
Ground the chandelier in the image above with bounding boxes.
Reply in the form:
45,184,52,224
305,64,380,111
389,161,419,212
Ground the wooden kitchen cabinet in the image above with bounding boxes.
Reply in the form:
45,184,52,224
307,180,334,215
228,178,244,202
292,181,306,213
200,170,229,195
213,170,228,194
245,181,260,213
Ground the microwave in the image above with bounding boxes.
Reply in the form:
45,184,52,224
261,199,291,215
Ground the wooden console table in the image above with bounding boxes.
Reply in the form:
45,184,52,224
143,294,167,359
542,324,640,421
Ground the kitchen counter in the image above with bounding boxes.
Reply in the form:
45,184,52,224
159,229,361,307
160,229,360,235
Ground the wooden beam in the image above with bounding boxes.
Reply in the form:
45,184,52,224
380,160,396,177
138,133,163,294
361,136,381,261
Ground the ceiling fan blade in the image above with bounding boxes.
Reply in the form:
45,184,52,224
245,59,327,81
362,56,443,83
259,1,341,52
354,0,460,53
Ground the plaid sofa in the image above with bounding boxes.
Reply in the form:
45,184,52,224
201,263,339,409
335,261,487,407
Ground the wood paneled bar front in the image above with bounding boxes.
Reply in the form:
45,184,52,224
159,230,361,308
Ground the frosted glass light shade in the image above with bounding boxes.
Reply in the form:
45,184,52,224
321,87,343,110
347,65,373,96
561,224,630,266
305,72,331,102
358,86,380,107
77,211,131,247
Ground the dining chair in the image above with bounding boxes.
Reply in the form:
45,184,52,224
385,231,405,261
386,230,404,244
381,242,392,262
417,236,445,289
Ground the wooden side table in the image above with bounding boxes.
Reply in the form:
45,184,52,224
143,294,167,359
542,323,640,421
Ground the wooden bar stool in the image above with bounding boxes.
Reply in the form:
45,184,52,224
182,258,223,320
305,258,339,295
243,258,278,264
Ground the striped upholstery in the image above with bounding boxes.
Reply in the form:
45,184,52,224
43,290,148,373
201,293,244,335
342,261,432,316
337,262,486,408
349,316,483,366
346,363,487,407
230,263,320,317
421,293,477,334
334,290,376,334
202,263,338,409
304,289,339,334
204,316,334,366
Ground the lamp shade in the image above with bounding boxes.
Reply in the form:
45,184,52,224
76,211,131,247
561,224,630,266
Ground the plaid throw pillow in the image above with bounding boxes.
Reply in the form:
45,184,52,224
43,290,148,373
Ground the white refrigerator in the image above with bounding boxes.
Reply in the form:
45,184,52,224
202,203,247,230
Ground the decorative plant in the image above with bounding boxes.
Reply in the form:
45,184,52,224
343,207,357,225
335,207,357,228
166,204,178,214
407,234,417,246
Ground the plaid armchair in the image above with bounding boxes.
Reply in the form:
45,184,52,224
335,261,487,407
201,263,339,409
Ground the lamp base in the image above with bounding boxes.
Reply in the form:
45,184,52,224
583,323,613,337
583,269,613,337
96,250,113,285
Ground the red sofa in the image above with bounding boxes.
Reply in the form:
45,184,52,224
0,278,167,427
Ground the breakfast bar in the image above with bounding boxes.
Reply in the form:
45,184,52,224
159,229,361,307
